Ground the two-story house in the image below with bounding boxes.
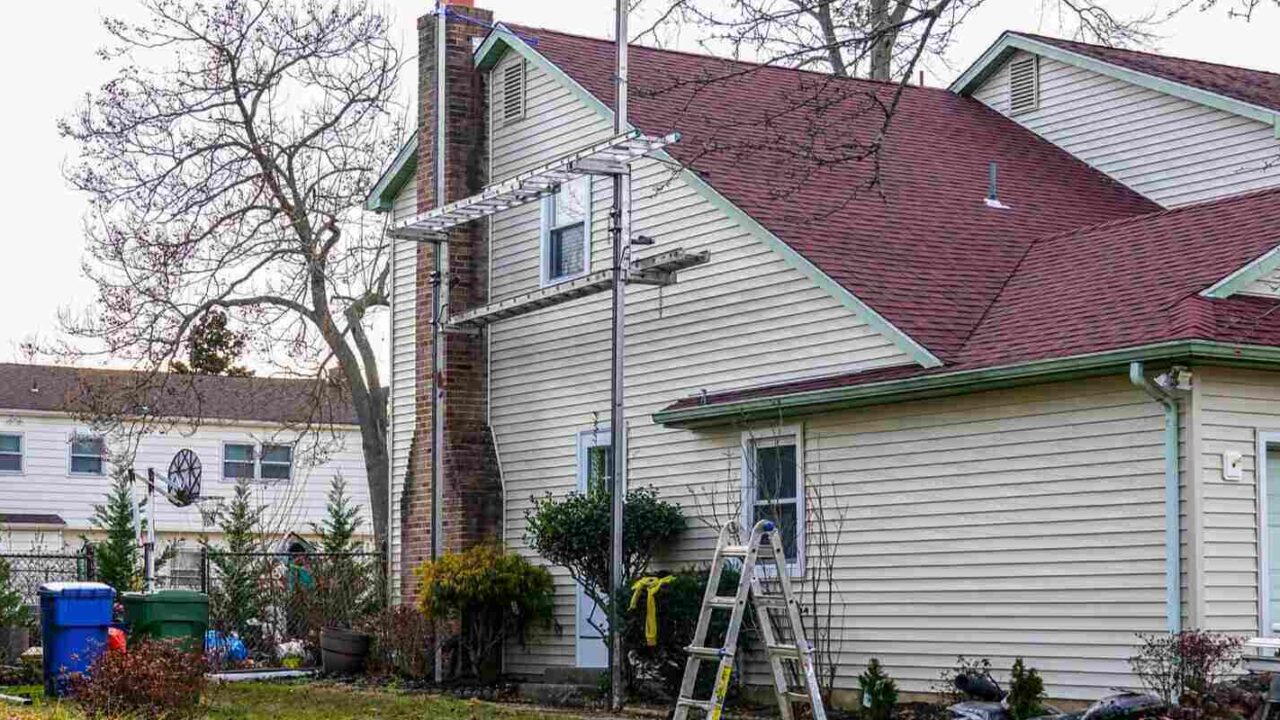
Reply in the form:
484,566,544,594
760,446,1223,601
0,364,371,587
372,2,1280,701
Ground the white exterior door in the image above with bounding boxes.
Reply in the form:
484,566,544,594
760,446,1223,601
575,428,609,668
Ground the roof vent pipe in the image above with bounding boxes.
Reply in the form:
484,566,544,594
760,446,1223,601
984,161,1010,210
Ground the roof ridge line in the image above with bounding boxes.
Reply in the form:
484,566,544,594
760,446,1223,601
1013,31,1280,81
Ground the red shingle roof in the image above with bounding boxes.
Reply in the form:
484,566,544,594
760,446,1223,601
667,188,1280,411
1017,32,1280,113
515,26,1158,356
494,27,1280,412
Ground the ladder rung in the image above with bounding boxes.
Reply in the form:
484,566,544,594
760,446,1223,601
754,594,788,608
785,691,813,704
766,644,802,659
686,645,728,659
677,698,713,711
720,545,749,557
707,596,737,609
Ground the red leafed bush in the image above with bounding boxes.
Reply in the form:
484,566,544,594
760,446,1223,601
70,638,208,719
1129,630,1244,707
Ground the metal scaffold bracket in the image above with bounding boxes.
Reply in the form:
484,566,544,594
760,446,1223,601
387,131,679,243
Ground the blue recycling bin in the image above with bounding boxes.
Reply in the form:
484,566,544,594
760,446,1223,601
38,582,116,698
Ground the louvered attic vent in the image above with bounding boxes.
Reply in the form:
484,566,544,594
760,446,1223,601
1008,55,1040,115
497,59,526,127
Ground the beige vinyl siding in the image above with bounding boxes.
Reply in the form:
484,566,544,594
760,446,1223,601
973,51,1280,207
1196,365,1276,636
485,49,918,677
488,52,614,302
388,174,419,598
790,377,1168,700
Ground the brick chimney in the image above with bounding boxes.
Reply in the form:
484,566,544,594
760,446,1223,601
401,1,501,601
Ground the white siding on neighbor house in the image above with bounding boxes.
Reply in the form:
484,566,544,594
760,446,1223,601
973,51,1280,207
1194,366,1279,637
388,173,419,598
484,49,918,677
0,412,370,548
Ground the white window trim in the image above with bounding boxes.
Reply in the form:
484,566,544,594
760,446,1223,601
0,432,23,476
540,177,593,288
740,424,805,577
67,432,107,477
1257,430,1280,636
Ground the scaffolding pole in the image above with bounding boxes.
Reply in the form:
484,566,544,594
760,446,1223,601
608,0,629,711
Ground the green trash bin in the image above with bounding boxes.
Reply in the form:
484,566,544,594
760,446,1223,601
121,590,209,652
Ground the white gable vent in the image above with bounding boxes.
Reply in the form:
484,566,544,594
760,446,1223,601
1008,55,1040,115
495,58,526,128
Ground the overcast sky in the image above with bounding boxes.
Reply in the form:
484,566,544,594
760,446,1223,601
1,1,1278,370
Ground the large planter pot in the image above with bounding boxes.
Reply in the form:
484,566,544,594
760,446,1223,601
0,626,29,665
319,627,370,675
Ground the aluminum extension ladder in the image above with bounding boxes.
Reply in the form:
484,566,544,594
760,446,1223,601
673,519,828,720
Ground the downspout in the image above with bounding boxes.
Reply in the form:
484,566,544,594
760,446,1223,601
1129,361,1182,634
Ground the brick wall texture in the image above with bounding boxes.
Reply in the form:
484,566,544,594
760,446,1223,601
400,4,503,602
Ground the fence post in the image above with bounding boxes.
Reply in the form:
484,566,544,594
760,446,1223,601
200,546,209,595
83,544,96,582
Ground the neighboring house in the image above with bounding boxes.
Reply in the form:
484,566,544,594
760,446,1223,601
372,3,1280,702
0,364,371,587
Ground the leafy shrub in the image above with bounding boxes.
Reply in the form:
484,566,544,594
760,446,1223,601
0,556,29,629
623,567,741,699
1129,630,1244,707
1006,658,1045,720
416,543,554,683
525,484,684,661
70,638,207,719
859,658,899,720
364,605,434,680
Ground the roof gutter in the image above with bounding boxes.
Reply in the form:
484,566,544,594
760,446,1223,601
1129,361,1183,634
654,340,1280,428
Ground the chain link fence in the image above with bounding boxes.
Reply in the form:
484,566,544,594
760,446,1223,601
0,549,95,605
201,550,385,669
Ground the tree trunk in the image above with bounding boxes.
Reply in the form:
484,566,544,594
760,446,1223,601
356,398,390,545
869,0,893,81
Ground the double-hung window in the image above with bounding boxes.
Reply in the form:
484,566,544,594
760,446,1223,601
0,434,21,474
69,434,107,476
260,444,294,481
541,177,591,285
741,427,804,575
223,442,293,481
223,443,256,479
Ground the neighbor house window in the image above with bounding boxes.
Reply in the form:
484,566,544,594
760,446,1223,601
69,434,107,476
223,442,292,481
542,177,591,285
0,434,21,474
741,427,804,574
222,443,256,480
260,444,293,481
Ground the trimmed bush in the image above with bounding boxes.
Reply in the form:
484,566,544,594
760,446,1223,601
416,544,554,683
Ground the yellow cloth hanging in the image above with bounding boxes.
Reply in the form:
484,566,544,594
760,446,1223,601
629,575,676,647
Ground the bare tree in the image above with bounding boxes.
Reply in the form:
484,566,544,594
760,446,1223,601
57,0,403,542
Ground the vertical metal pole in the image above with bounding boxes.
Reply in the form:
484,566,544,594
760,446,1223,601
144,468,156,592
431,1,448,686
609,0,629,710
